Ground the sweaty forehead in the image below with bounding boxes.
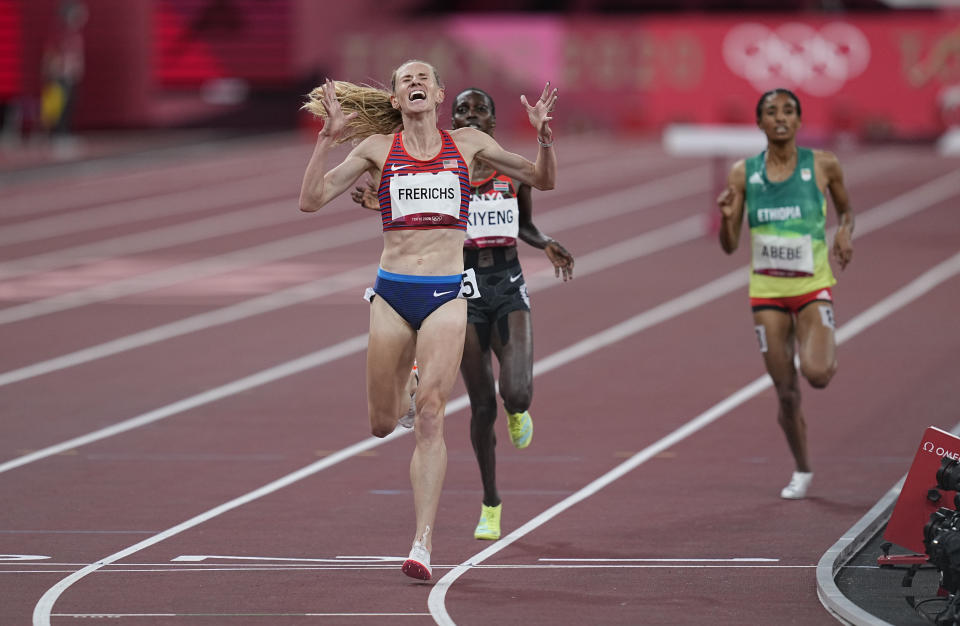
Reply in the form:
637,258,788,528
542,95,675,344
764,94,796,108
456,91,488,106
397,64,433,80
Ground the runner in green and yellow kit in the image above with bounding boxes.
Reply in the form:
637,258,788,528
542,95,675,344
717,88,855,500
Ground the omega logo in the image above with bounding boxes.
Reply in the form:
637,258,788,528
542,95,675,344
923,441,960,460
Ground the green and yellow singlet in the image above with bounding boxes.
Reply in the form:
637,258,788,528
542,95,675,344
745,147,836,298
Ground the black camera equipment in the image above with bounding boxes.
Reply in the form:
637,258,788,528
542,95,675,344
925,506,960,595
937,457,960,493
919,457,960,624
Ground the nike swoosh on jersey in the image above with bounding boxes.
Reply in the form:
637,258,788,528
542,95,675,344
433,290,454,297
391,164,413,171
509,273,523,283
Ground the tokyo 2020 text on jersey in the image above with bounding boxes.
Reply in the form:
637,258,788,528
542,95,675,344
377,129,470,231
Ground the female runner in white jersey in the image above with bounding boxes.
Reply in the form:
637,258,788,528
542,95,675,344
716,88,854,500
299,60,558,580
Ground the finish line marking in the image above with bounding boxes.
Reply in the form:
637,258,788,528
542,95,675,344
540,557,778,562
51,613,430,619
11,564,814,576
171,554,402,563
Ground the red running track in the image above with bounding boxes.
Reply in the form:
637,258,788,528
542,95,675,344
0,132,958,625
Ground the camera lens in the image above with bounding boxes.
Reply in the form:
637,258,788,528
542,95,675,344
937,457,960,491
926,508,955,545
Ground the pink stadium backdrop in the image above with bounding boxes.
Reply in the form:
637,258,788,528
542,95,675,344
4,0,960,137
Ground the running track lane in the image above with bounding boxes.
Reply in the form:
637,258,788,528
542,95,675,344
0,136,957,625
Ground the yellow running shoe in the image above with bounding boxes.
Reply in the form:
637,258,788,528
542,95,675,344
474,503,502,540
507,410,533,449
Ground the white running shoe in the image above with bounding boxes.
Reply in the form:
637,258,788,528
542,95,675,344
780,471,813,499
401,541,432,580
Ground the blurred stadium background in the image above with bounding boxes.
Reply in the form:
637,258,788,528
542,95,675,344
1,0,960,167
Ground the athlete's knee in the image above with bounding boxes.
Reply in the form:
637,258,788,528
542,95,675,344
803,364,837,389
370,424,394,438
500,372,533,413
368,413,396,438
803,361,836,389
500,385,532,414
414,390,445,438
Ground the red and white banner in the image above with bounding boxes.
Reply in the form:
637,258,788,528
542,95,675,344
328,14,960,138
10,5,960,136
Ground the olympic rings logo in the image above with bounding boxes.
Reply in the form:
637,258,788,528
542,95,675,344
723,22,871,96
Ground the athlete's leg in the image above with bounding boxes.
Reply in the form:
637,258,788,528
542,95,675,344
753,308,810,473
491,309,534,449
367,296,417,437
461,323,500,507
492,309,534,414
409,297,467,551
795,301,838,389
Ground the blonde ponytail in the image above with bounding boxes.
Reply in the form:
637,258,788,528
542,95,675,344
302,81,402,144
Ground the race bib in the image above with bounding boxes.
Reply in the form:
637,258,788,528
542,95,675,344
465,197,519,246
458,267,480,299
752,233,814,277
390,171,461,225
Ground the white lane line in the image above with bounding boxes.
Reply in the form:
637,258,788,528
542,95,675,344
0,166,706,325
427,250,960,626
0,147,909,385
0,146,913,325
28,250,960,625
0,174,708,386
0,130,625,215
535,166,708,230
2,559,785,569
6,164,959,467
0,335,370,475
171,554,401,563
50,613,431,618
0,530,153,534
1,154,663,281
0,140,904,320
539,557,778,562
0,198,333,281
0,139,307,218
24,165,960,623
0,140,660,248
0,171,297,248
0,215,705,470
0,266,376,388
0,218,372,325
15,565,816,575
32,433,415,625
